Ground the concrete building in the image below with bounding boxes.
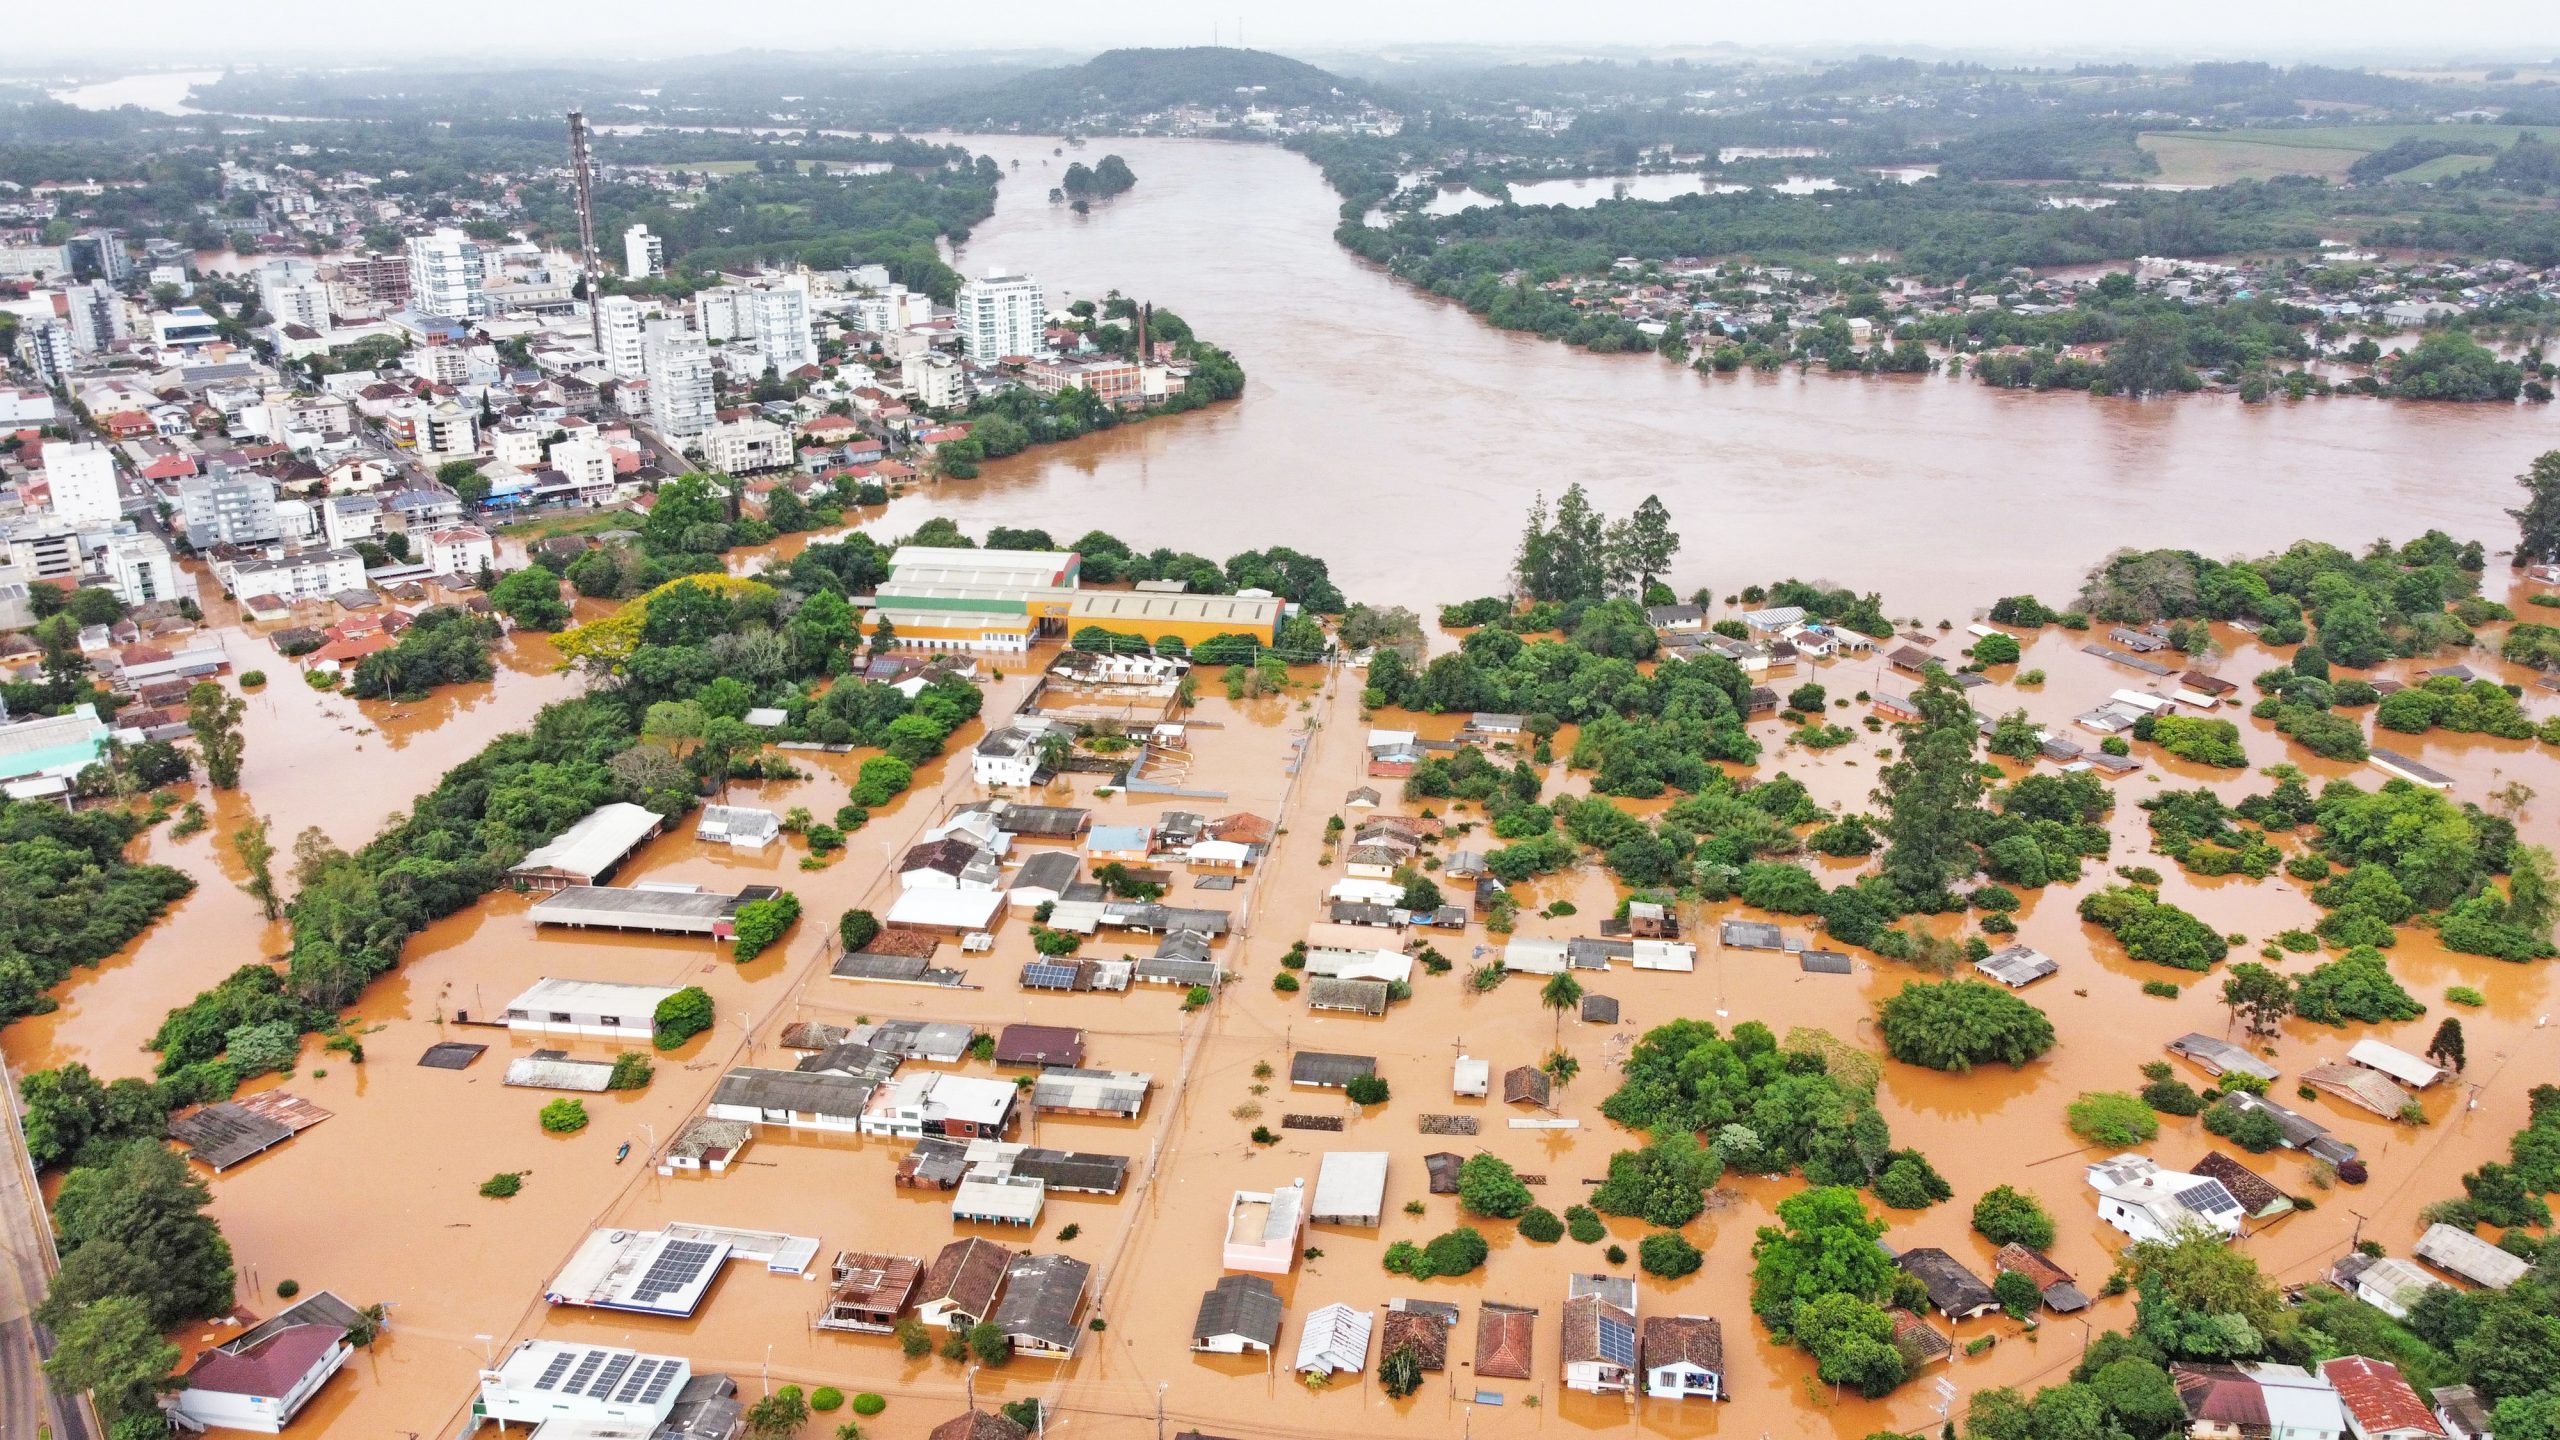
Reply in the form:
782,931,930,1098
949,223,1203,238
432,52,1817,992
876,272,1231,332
0,705,110,802
169,1290,361,1434
423,525,495,576
258,257,329,331
701,417,793,474
753,275,816,374
474,1339,698,1433
214,548,367,603
94,529,192,607
179,466,283,547
644,319,716,439
63,280,127,354
44,441,122,526
22,319,75,387
406,227,486,319
500,977,680,1042
624,223,664,278
550,433,618,492
904,350,968,409
597,293,647,378
956,267,1046,360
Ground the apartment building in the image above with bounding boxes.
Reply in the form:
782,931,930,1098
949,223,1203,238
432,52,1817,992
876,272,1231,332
45,441,123,527
624,223,664,278
643,320,715,440
956,267,1047,360
179,467,284,548
406,228,487,319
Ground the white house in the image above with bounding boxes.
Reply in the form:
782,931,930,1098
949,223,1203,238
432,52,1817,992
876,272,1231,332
170,1291,361,1433
695,804,782,850
475,1340,693,1434
423,525,495,576
500,977,678,1042
1642,1315,1726,1402
973,720,1061,788
707,1067,876,1132
1562,1275,1640,1395
2086,1154,2245,1241
1222,1180,1306,1275
1295,1302,1373,1378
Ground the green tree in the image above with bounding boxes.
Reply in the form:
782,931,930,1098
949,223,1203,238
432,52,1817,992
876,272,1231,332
1875,669,1983,895
41,1294,178,1424
1877,980,2055,1072
1750,1185,1893,1333
2221,961,2293,1037
744,1384,811,1440
2427,1016,2468,1072
187,681,246,789
44,1141,236,1328
1591,1133,1722,1227
491,568,572,630
2066,1091,2162,1147
968,1320,1011,1365
652,986,714,1049
2105,314,2190,397
1455,1152,1533,1219
1380,1343,1425,1399
2128,1226,2282,1360
1540,969,1584,1044
1616,493,1681,594
230,815,281,921
1970,1185,2056,1249
1639,1230,1704,1278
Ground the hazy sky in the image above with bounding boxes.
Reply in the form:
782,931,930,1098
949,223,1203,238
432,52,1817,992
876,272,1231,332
15,0,2560,62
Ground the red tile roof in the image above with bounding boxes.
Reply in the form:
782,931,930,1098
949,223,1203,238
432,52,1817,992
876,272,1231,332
183,1323,344,1399
1474,1305,1535,1379
2322,1357,2444,1437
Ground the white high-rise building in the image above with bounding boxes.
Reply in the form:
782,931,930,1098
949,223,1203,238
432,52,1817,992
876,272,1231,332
956,267,1047,361
597,295,647,379
753,276,816,374
63,281,128,354
46,442,122,527
623,224,664,278
694,286,751,341
178,465,283,548
643,320,715,440
549,434,616,492
96,529,193,607
406,228,487,319
903,350,966,410
22,320,75,387
256,257,323,328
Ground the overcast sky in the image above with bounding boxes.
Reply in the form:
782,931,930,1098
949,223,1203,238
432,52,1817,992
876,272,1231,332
14,0,2560,63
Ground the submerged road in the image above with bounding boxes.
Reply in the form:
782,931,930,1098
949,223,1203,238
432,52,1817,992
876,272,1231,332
0,1060,88,1440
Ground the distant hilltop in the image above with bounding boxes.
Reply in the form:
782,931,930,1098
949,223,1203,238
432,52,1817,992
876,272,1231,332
898,47,1382,129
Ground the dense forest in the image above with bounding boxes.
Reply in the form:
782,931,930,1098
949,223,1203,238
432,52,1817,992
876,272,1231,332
897,47,1384,128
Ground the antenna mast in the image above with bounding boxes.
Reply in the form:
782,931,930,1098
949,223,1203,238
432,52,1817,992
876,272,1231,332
567,107,604,355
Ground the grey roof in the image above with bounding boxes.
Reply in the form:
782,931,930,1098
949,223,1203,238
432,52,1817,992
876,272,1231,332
510,802,662,880
1720,919,1784,950
2415,1223,2532,1288
1134,956,1222,987
1580,994,1621,1024
833,952,931,982
1193,1274,1284,1347
166,1103,293,1170
2221,1091,2356,1162
1975,944,2058,987
1007,1148,1130,1194
1291,1051,1377,1088
1009,850,1081,895
993,1253,1091,1349
711,1067,877,1117
1799,950,1854,974
2167,1033,2281,1081
503,1052,617,1091
1306,977,1391,1015
1898,1247,2000,1316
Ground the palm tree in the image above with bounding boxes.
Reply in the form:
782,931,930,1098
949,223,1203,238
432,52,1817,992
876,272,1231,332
1540,970,1583,1043
1542,1049,1580,1090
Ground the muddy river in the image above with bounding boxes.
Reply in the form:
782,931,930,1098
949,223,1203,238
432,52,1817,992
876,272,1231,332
11,133,2560,1440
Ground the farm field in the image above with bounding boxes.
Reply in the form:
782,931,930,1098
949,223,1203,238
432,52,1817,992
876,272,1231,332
2139,122,2552,185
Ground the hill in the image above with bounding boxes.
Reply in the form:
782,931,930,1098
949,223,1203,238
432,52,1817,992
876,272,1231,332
898,47,1376,128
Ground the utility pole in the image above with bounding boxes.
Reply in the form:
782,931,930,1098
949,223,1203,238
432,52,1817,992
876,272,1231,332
1155,1380,1167,1440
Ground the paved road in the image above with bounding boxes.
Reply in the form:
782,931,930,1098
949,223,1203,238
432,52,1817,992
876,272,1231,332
0,1061,89,1440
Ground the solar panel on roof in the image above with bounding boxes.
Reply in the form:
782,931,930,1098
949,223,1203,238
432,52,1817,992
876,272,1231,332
613,1357,660,1403
1597,1316,1637,1368
533,1350,576,1391
630,1239,721,1303
2175,1182,2239,1216
639,1360,681,1403
1023,962,1081,989
586,1353,635,1398
563,1348,605,1394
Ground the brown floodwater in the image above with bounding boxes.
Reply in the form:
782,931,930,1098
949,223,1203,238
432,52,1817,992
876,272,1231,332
877,133,2560,622
21,134,2560,1440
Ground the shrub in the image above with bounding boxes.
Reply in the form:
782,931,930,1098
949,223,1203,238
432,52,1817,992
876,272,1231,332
1566,1204,1606,1243
1456,1153,1533,1219
730,891,801,960
239,670,267,687
2447,986,2486,1007
1993,1268,2042,1319
1344,1073,1390,1105
2291,948,2424,1026
2141,980,2180,998
2067,1091,2161,1147
480,1171,524,1198
539,1098,589,1133
1518,1206,1565,1243
1639,1231,1703,1278
276,1278,299,1298
1971,1185,2056,1248
653,986,714,1050
606,1052,654,1090
1605,1243,1628,1265
2142,1078,2205,1116
851,1394,886,1417
1873,1151,1952,1209
811,1388,845,1412
1272,972,1300,993
2202,1098,2288,1152
836,908,881,951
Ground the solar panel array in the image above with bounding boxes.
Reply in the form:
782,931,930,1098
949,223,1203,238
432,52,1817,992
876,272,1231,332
2174,1182,2241,1218
563,1348,607,1395
1023,962,1082,990
1596,1315,1637,1368
630,1239,721,1304
532,1349,577,1391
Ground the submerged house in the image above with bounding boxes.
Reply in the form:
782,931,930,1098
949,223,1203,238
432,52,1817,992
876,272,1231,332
1561,1275,1639,1395
1897,1247,2000,1321
1641,1315,1726,1402
1191,1274,1284,1354
169,1291,363,1434
1222,1180,1307,1275
1991,1244,2088,1313
1297,1303,1374,1377
993,1253,1091,1359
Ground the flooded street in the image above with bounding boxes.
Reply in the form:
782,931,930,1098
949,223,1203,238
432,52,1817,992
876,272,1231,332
10,128,2560,1440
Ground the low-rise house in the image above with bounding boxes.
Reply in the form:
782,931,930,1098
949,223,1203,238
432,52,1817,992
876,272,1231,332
901,837,1005,892
2432,1385,2494,1440
1030,1068,1151,1119
2221,1091,2358,1165
500,977,679,1042
1306,976,1391,1015
2192,1152,2295,1222
815,1252,922,1334
1192,1274,1284,1354
695,804,781,850
2328,1254,2444,1322
860,1071,1020,1140
2414,1223,2530,1289
707,1067,876,1132
2171,1362,2347,1440
661,1117,752,1174
1296,1303,1373,1377
1561,1275,1639,1395
1222,1180,1307,1275
1379,1306,1451,1374
170,1290,362,1433
2086,1154,2245,1241
1290,1051,1375,1090
2168,1032,2281,1081
914,1237,1012,1330
1007,850,1081,909
1476,1303,1536,1380
993,1024,1086,1069
1992,1244,2088,1313
1504,1065,1552,1108
929,1412,1029,1440
507,801,664,890
2345,1038,2445,1090
1897,1247,2000,1320
1641,1315,1726,1401
993,1253,1090,1359
1453,1055,1491,1097
1975,944,2058,988
2302,1062,2413,1119
1311,1151,1390,1227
